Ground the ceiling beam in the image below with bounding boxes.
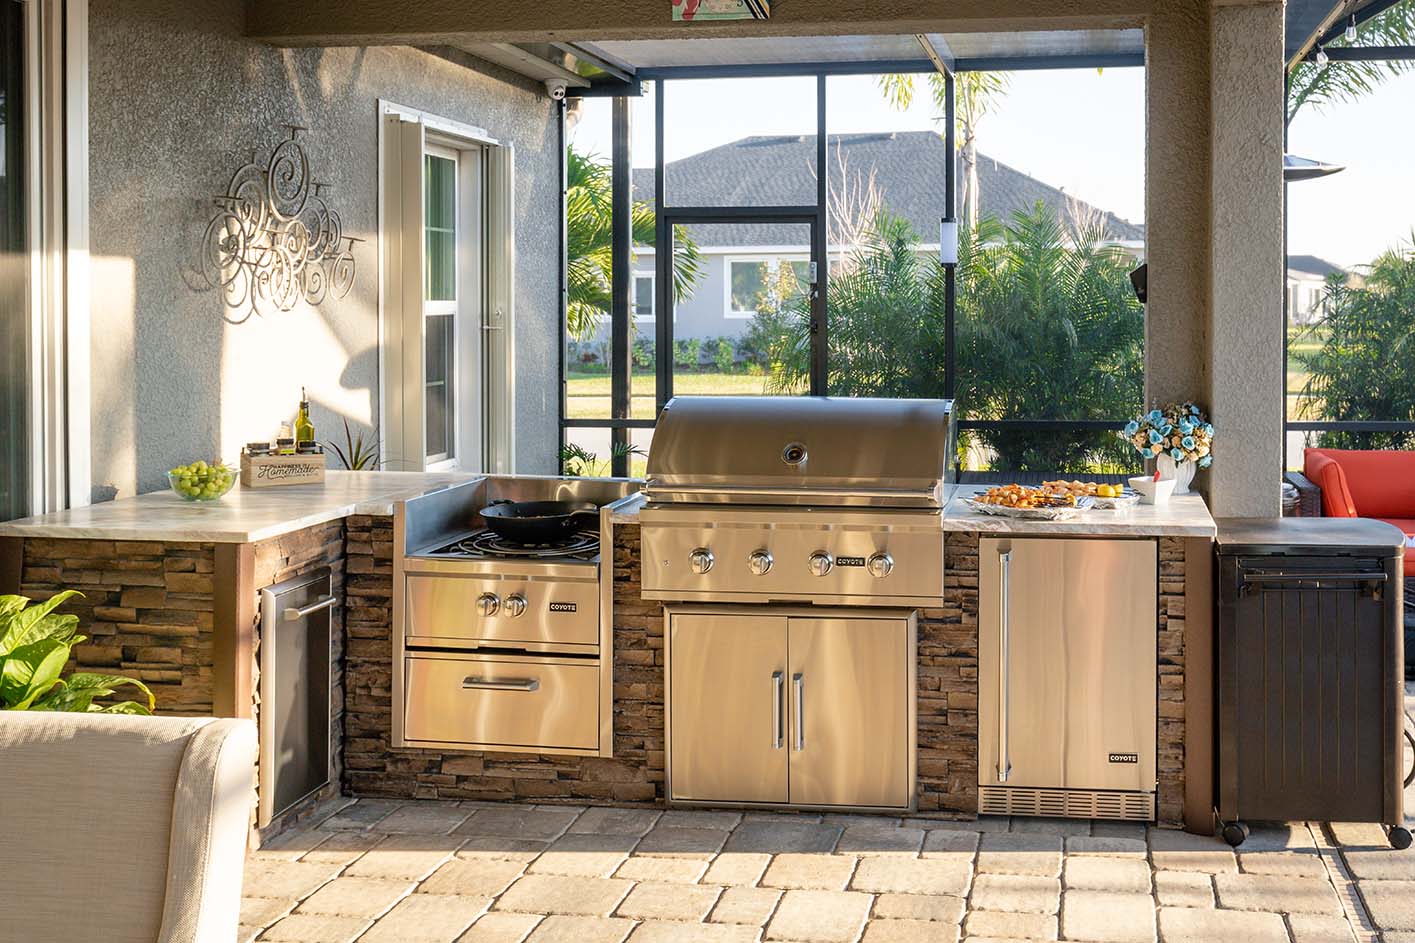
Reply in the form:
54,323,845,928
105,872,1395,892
554,42,637,82
245,0,1146,47
451,43,591,87
915,33,957,74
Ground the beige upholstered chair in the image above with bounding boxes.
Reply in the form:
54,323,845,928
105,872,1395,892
0,712,257,943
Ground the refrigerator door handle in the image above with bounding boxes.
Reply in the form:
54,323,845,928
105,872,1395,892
792,673,805,751
997,548,1012,783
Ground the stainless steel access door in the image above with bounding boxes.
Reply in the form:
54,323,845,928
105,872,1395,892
788,616,912,808
669,612,790,804
979,537,1158,795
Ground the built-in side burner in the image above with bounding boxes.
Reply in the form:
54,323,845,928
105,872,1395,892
427,529,600,562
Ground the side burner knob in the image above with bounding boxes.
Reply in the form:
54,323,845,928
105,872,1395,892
747,550,774,576
503,593,528,617
688,547,715,575
476,592,501,617
807,551,834,577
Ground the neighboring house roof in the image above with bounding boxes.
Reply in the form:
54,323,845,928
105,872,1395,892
1287,254,1346,279
630,130,1147,248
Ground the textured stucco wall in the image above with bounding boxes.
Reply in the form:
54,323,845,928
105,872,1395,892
1207,1,1286,517
88,0,561,500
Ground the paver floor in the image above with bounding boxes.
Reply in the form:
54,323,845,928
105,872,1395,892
242,685,1415,942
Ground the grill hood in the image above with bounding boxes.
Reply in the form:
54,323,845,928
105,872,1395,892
644,396,956,508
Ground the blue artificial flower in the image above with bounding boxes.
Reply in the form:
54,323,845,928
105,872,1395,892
1160,423,1173,436
1147,409,1163,423
1124,420,1139,437
1170,448,1184,462
1202,423,1214,437
1181,435,1196,450
1149,429,1163,445
1178,419,1194,435
1199,455,1212,468
1189,404,1200,415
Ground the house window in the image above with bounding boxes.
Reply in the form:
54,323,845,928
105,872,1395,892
423,148,458,464
727,257,809,319
633,272,654,321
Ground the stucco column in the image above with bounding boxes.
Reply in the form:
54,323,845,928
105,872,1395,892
1207,0,1286,517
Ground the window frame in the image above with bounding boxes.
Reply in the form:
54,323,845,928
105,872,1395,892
422,143,460,468
632,270,655,323
379,100,516,474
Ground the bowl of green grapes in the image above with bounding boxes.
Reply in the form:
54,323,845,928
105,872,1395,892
168,461,236,502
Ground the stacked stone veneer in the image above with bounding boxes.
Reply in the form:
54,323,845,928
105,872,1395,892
19,538,219,713
343,517,664,802
340,520,1189,825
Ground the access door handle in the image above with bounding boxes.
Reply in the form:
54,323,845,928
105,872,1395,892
772,671,784,749
792,673,805,751
283,595,336,622
462,676,540,692
997,548,1012,783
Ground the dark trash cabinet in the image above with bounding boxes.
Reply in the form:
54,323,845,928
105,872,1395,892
1214,518,1409,849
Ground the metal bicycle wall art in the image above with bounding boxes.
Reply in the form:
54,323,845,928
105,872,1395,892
197,124,361,323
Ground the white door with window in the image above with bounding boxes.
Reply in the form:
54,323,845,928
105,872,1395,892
380,105,515,473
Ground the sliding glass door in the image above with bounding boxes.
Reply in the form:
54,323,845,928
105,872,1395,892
0,2,28,522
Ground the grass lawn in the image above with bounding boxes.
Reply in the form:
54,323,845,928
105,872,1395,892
565,370,774,419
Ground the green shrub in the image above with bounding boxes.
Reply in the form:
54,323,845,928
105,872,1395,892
673,338,702,369
1297,237,1415,450
631,337,655,370
0,591,155,713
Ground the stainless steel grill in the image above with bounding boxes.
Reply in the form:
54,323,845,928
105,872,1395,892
641,396,955,607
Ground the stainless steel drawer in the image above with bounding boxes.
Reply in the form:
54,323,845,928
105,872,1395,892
403,652,599,751
405,574,599,650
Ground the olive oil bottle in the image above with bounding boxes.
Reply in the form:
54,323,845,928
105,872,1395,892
294,387,315,445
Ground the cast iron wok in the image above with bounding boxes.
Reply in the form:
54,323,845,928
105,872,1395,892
480,499,599,544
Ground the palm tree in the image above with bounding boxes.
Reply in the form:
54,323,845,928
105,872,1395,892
565,145,703,341
1287,1,1415,124
876,71,1010,232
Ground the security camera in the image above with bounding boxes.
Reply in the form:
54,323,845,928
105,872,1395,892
545,79,568,101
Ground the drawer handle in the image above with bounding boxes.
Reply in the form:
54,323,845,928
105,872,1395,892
283,595,336,621
462,676,540,692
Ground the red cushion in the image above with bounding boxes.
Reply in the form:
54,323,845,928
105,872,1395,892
1373,519,1415,576
1304,448,1415,519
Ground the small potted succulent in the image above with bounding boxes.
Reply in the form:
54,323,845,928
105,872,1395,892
1122,403,1214,494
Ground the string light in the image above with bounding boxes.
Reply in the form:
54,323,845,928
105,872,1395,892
1345,15,1357,43
1315,46,1330,65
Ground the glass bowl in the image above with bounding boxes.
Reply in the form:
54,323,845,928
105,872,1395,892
167,466,236,502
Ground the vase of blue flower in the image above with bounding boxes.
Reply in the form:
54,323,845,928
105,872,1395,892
1121,402,1214,495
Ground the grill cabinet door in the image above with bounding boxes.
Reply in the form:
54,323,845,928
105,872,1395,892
787,615,911,808
979,537,1158,793
669,612,789,804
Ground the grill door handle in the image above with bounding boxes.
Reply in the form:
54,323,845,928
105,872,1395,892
283,595,336,621
792,673,805,751
772,671,784,749
997,548,1012,784
462,676,540,692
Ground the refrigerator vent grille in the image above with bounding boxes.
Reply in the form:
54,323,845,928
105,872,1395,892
979,786,1155,821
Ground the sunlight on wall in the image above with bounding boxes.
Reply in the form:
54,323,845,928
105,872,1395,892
89,255,137,500
219,301,378,460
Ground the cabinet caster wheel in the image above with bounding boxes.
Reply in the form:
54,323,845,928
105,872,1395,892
1221,822,1250,847
1390,827,1412,851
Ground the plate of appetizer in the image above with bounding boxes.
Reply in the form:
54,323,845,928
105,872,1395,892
964,484,1095,520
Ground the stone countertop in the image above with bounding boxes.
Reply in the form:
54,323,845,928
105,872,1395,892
0,471,480,544
943,486,1216,538
606,487,1215,538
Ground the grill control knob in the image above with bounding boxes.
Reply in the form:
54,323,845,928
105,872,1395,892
503,593,528,617
688,547,715,575
747,550,774,576
476,592,501,617
867,552,895,579
807,551,833,577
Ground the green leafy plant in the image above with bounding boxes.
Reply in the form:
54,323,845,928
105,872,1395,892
560,442,646,478
566,146,703,341
764,205,1143,472
1297,236,1415,450
631,337,655,370
1,591,155,713
327,418,381,471
706,336,736,373
673,338,702,369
